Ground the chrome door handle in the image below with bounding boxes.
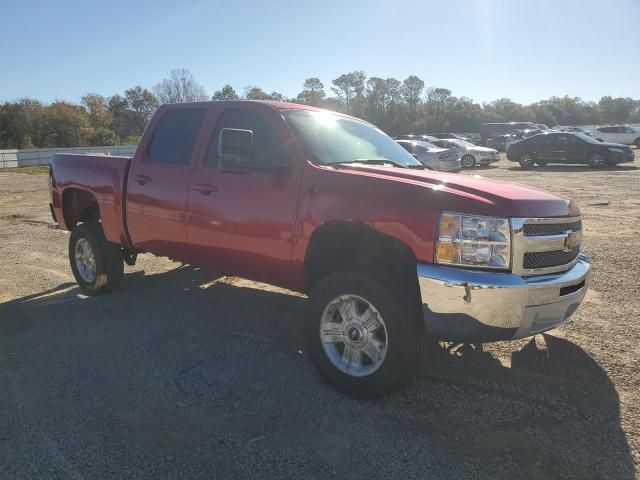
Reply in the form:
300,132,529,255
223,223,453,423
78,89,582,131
193,183,218,195
134,174,151,185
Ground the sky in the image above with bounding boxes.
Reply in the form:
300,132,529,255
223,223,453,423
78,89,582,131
2,0,639,105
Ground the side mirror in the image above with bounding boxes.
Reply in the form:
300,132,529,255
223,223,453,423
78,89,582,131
218,128,288,173
411,153,418,159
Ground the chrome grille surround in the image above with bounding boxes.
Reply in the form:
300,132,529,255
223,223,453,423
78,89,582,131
511,216,582,276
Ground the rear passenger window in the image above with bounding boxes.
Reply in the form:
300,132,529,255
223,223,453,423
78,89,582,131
148,108,206,165
206,108,283,168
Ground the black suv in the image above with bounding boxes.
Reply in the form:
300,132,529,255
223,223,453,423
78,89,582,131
479,122,538,143
506,132,635,168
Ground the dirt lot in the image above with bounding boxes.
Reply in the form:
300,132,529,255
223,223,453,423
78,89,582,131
1,156,639,479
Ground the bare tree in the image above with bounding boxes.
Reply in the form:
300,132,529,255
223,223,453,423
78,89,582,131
153,69,208,104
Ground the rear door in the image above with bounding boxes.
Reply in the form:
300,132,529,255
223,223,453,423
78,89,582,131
527,134,553,161
184,104,303,287
126,106,207,259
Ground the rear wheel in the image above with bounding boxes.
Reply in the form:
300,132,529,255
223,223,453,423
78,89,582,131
519,153,535,169
69,223,124,295
306,272,420,399
461,154,476,168
588,152,607,168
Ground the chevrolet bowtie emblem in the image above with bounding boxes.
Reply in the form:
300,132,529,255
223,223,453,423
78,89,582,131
564,231,579,251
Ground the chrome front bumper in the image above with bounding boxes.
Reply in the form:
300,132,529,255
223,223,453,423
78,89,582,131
417,256,591,342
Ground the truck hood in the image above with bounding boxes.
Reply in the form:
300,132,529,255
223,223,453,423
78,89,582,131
329,164,578,218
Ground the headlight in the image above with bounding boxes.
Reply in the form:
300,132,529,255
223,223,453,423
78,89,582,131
608,147,624,153
435,213,511,269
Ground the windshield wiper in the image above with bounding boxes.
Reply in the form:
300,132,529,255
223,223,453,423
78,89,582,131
330,158,409,169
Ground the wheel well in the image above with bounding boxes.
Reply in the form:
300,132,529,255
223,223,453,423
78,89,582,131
304,223,418,296
62,188,100,229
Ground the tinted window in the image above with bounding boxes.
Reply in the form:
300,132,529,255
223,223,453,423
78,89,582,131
528,134,551,144
598,127,614,133
148,108,206,165
207,108,282,167
556,134,574,144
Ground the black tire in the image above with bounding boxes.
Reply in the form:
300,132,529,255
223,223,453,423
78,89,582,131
634,138,640,148
588,152,607,168
69,222,124,295
535,160,548,166
519,153,535,169
305,272,421,399
461,154,476,168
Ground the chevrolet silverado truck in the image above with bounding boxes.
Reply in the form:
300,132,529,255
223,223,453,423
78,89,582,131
49,101,591,399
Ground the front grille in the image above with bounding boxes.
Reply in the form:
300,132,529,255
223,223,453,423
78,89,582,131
523,221,582,236
524,248,580,269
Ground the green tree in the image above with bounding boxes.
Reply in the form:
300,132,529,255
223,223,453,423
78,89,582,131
402,75,424,130
296,78,325,106
39,101,91,147
245,87,272,100
212,84,239,101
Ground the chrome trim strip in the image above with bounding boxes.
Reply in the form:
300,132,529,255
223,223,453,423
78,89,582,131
523,231,582,252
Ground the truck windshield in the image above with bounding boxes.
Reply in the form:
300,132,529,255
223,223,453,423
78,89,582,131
281,109,422,167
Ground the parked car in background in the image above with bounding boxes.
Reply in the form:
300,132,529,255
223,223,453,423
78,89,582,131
395,134,439,142
479,122,538,144
592,125,640,147
464,133,482,144
431,138,499,168
487,128,541,152
507,132,635,168
504,129,543,152
396,139,461,171
427,132,472,142
560,126,593,136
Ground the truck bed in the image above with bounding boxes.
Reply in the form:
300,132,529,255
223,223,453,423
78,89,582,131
50,153,133,245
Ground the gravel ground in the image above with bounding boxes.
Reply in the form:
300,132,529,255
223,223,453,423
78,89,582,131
0,155,638,479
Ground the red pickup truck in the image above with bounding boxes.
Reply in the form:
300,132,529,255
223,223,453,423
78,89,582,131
49,101,591,398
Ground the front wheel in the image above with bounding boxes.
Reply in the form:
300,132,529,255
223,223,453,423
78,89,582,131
588,152,607,168
461,154,476,168
519,153,535,169
305,272,420,399
69,223,124,295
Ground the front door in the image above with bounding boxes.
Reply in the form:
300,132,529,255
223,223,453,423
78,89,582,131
126,106,207,259
185,105,302,287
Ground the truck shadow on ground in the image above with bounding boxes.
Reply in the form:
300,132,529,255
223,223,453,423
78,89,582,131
0,264,634,479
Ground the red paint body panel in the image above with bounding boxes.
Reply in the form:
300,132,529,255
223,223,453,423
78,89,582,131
50,153,132,245
50,101,578,293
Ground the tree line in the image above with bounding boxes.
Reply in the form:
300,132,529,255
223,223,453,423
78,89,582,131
1,68,638,149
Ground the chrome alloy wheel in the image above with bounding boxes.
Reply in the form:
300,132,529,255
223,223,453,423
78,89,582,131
319,294,388,377
519,153,535,168
74,237,96,283
590,153,606,168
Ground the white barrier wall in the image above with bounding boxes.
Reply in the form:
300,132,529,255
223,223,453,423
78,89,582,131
0,145,138,168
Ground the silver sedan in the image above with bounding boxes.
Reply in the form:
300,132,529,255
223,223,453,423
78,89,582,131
431,138,500,168
396,140,461,172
